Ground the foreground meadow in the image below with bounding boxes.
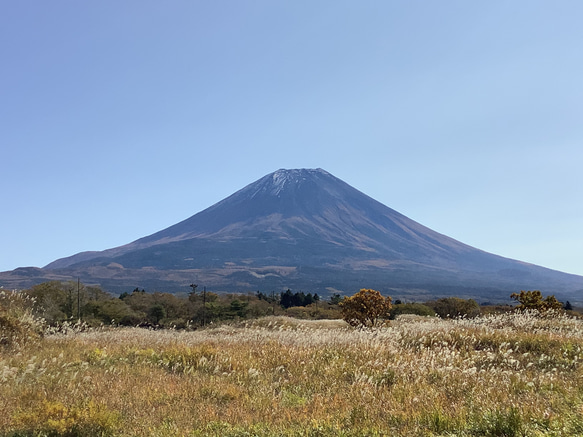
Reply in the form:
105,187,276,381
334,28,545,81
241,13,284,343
2,313,583,436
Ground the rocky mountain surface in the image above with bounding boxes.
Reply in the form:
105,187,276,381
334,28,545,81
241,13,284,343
2,168,582,303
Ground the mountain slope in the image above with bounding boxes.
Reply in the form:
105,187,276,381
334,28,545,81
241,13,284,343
4,168,583,302
47,169,482,269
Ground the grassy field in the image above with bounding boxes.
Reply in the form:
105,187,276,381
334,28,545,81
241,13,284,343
2,312,583,436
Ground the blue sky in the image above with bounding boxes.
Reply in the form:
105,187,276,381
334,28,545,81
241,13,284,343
1,1,582,276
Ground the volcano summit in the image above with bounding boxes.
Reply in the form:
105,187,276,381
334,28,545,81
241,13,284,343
2,168,583,303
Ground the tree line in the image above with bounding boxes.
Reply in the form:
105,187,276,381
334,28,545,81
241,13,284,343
11,281,574,330
20,282,342,328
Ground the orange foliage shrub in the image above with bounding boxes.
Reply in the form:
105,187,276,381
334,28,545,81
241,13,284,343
340,289,392,328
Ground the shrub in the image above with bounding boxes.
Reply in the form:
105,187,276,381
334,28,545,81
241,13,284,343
118,313,145,326
428,297,481,319
25,281,68,324
340,289,392,328
83,298,138,325
390,303,436,319
510,290,563,313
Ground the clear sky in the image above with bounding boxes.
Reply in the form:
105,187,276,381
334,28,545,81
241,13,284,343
1,1,582,277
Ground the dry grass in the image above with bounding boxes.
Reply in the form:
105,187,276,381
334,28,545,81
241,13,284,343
2,312,583,436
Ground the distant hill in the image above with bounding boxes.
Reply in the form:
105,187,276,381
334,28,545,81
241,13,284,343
2,168,583,303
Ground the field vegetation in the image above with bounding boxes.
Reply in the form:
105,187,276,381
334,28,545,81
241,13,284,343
2,285,583,436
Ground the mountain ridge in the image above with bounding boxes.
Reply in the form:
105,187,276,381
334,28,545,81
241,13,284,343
3,168,583,303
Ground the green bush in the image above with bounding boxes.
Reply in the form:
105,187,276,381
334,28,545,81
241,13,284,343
511,290,563,313
428,297,481,319
390,303,436,319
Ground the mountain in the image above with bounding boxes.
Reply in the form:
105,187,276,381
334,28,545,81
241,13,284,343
2,168,583,303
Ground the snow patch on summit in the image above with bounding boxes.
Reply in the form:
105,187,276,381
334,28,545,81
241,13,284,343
249,168,327,198
271,169,304,196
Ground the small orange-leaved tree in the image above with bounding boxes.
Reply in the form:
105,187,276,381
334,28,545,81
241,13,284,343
340,289,392,328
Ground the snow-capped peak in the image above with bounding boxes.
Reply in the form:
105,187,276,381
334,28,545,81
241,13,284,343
249,168,328,198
